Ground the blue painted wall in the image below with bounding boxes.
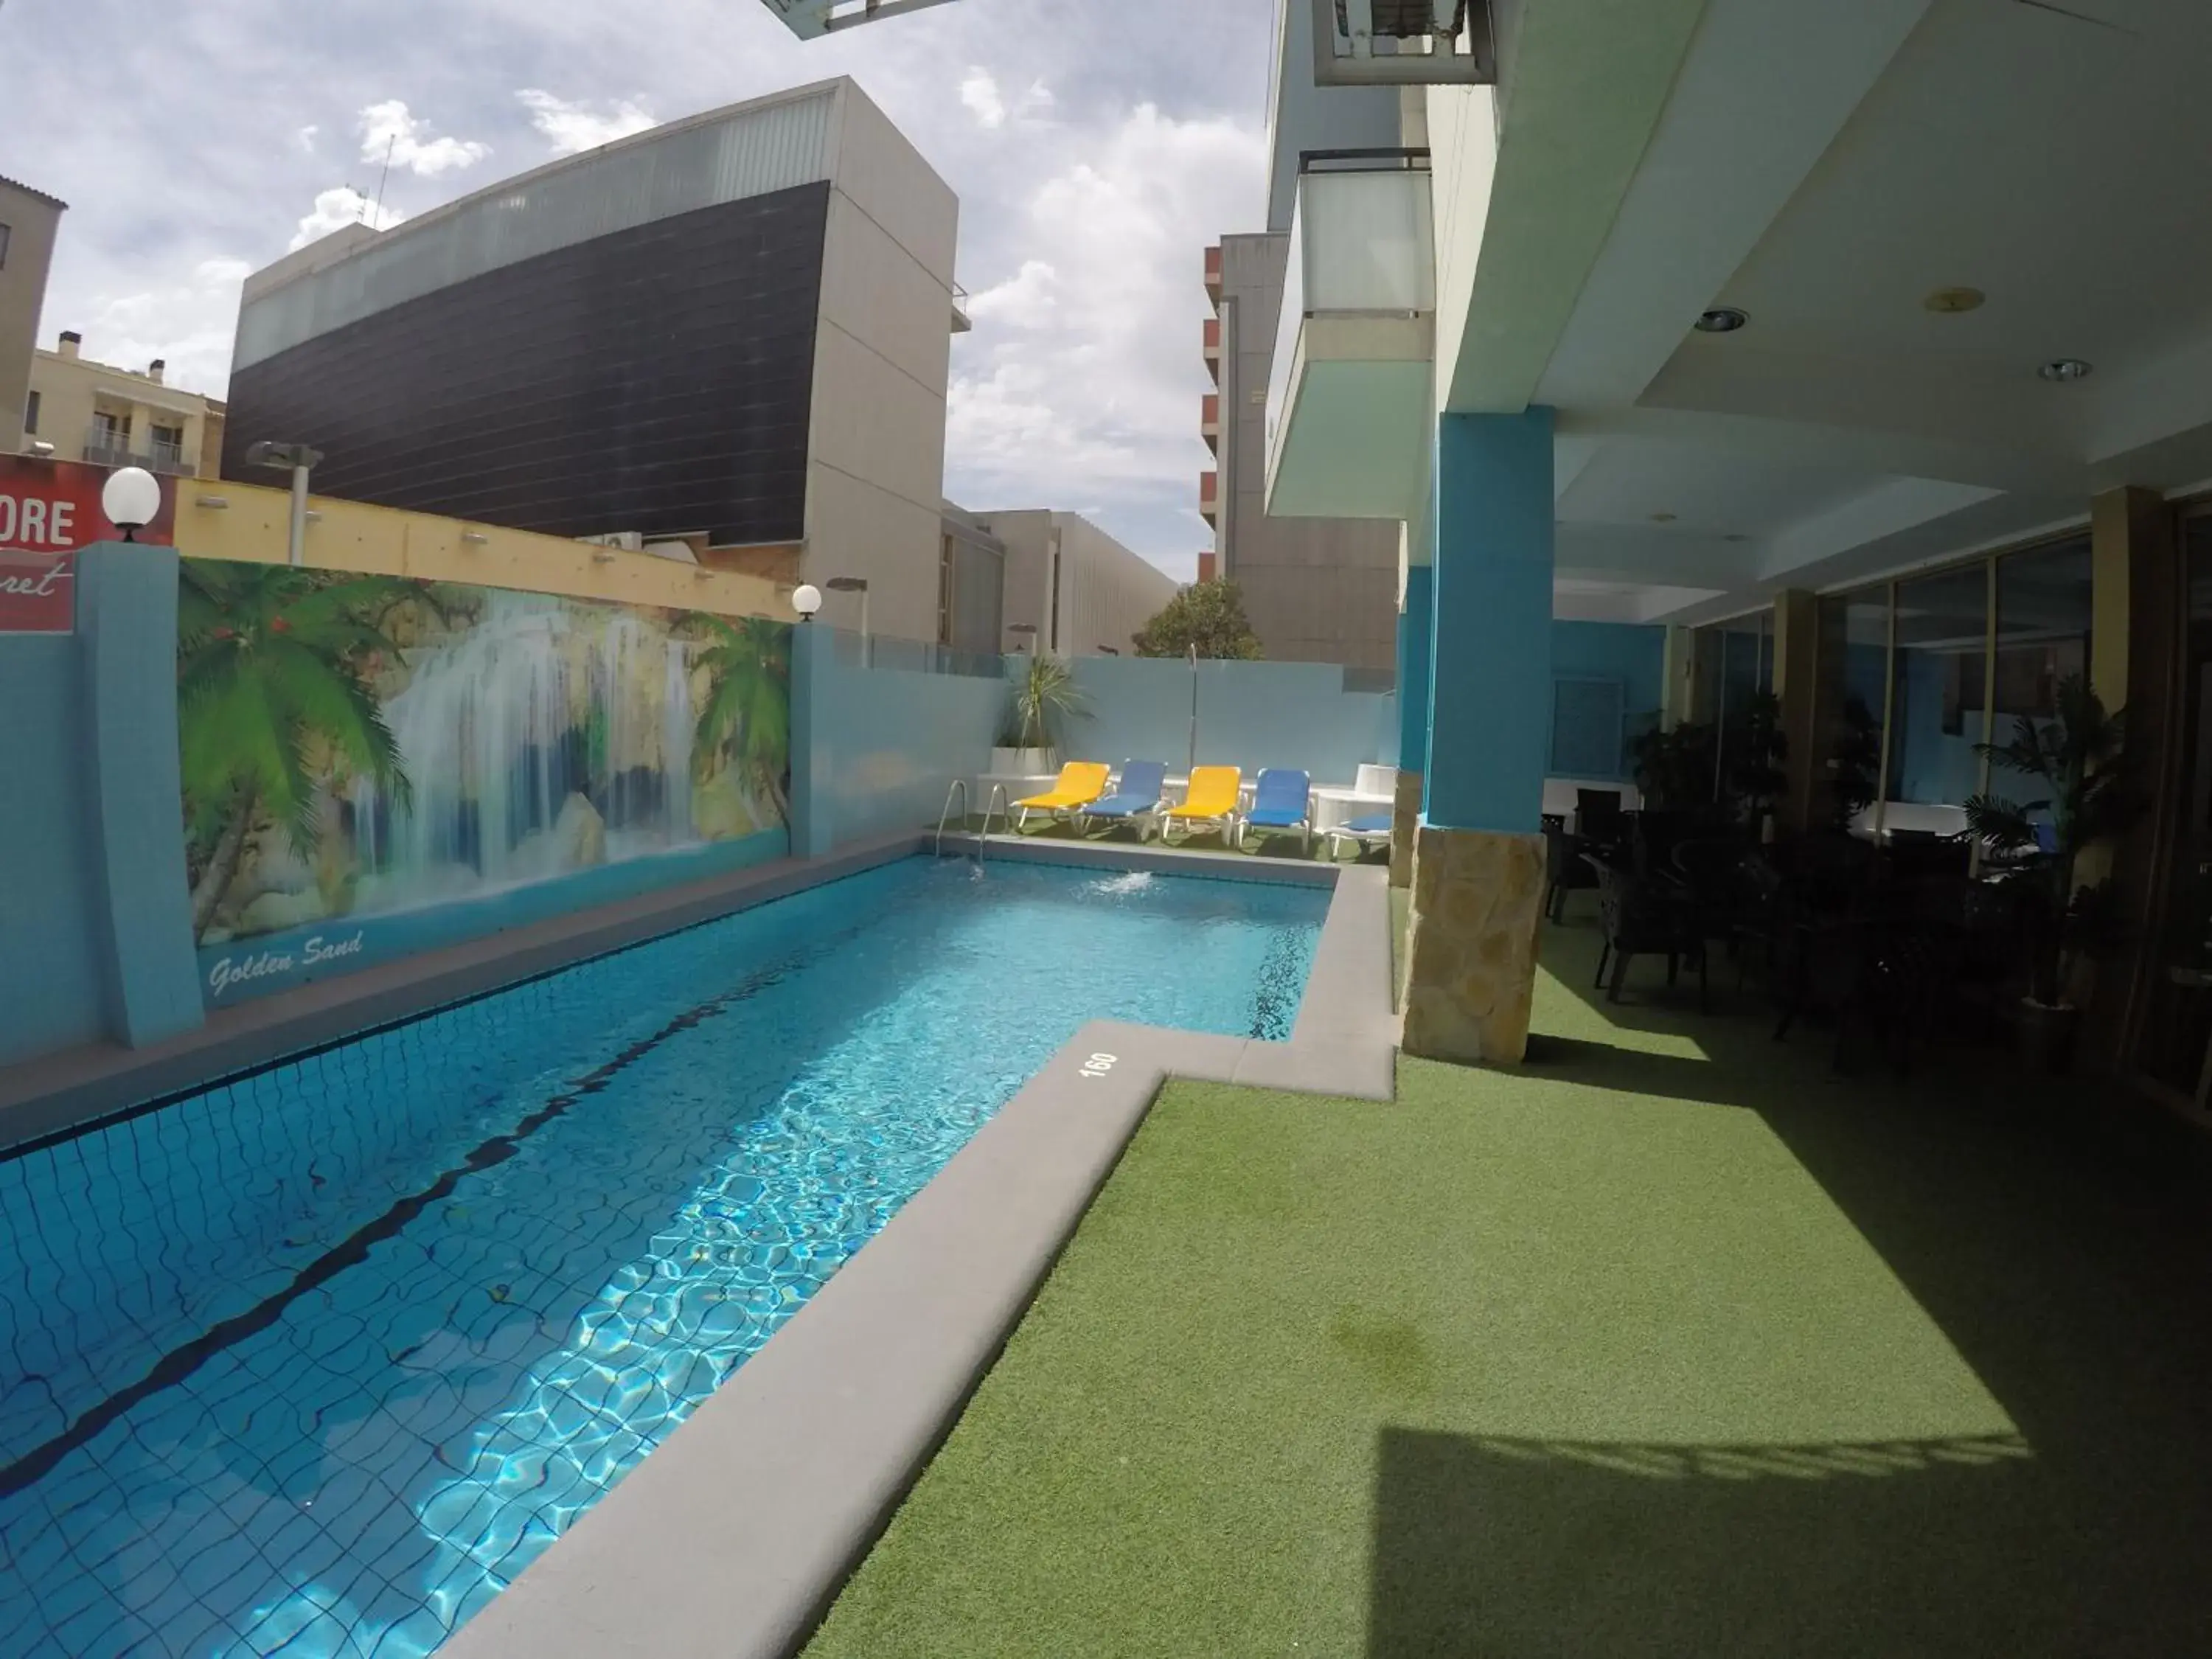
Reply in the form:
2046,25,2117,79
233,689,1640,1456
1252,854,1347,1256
0,639,108,1065
1548,621,1667,782
1060,656,1395,783
1428,409,1554,832
805,630,1006,847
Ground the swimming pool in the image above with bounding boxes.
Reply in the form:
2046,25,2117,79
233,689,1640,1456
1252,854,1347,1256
0,857,1325,1658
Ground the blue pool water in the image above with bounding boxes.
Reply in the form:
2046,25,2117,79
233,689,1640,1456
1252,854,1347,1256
0,858,1324,1658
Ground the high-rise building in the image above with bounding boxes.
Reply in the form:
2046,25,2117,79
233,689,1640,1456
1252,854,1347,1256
223,80,963,644
0,174,66,456
1203,232,1399,671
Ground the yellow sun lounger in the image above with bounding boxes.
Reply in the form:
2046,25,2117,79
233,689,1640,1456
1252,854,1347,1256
1158,766,1243,841
1015,762,1111,828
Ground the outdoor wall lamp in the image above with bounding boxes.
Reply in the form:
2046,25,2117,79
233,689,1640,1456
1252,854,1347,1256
793,583,824,622
101,467,161,542
243,440,325,567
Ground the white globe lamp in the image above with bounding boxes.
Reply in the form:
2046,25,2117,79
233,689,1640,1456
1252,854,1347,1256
102,467,162,543
792,583,823,622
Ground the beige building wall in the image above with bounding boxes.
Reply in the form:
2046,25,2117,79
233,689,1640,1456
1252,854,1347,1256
1215,232,1398,671
801,81,959,644
0,176,66,455
175,479,785,619
26,334,226,479
977,508,1180,658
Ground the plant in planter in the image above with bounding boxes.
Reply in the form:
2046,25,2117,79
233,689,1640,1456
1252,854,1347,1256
992,653,1088,774
1962,673,2130,1073
1727,690,1789,837
1630,720,1717,811
1827,694,1882,831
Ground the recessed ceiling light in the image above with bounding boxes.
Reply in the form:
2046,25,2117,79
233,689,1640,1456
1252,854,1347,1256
1924,287,1986,314
1694,307,1748,334
2039,358,2094,383
1651,512,1678,523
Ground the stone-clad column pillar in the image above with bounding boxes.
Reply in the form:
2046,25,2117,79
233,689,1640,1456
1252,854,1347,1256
1389,563,1432,889
1400,410,1554,1064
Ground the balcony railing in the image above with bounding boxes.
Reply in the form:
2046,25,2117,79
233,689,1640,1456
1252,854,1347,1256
82,428,191,475
1265,150,1436,521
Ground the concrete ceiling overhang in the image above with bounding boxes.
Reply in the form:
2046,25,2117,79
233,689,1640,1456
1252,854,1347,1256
1450,0,2212,625
1267,318,1437,519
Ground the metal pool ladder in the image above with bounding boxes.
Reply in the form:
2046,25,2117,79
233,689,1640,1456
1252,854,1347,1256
935,782,1009,860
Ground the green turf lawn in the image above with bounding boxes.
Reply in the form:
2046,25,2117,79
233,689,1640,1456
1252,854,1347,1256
803,915,2212,1658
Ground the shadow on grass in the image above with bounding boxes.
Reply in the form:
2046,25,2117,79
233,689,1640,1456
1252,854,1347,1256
1366,1420,2212,1658
1381,924,2212,1655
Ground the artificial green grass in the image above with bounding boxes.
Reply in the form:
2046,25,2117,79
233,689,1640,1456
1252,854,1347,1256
803,918,2212,1658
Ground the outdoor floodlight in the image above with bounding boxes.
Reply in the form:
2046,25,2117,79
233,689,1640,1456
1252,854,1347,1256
757,0,966,39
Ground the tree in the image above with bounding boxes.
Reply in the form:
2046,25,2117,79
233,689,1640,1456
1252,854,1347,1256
177,563,417,940
1133,580,1264,660
688,613,792,824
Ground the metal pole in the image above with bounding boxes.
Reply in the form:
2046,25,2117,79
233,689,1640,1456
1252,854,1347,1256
1188,644,1199,777
287,464,310,567
860,587,872,669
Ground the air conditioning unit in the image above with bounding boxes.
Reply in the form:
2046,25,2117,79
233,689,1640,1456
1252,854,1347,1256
580,531,644,552
757,0,964,38
1312,0,1496,85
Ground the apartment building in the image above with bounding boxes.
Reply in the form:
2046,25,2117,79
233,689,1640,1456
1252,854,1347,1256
1204,232,1398,672
223,79,962,644
0,175,66,456
25,332,227,479
973,509,1180,658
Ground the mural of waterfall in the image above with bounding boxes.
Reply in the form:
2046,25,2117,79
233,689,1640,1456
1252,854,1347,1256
176,560,792,998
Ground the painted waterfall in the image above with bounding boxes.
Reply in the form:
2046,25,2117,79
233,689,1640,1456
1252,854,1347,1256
176,560,792,976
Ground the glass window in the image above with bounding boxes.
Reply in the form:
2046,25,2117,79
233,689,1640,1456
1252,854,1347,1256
1815,588,1891,831
0,222,12,268
1992,538,2093,740
2141,518,2212,1095
1884,565,1990,820
22,389,36,436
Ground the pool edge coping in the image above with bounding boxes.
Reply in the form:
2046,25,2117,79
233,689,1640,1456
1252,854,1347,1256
437,847,1397,1659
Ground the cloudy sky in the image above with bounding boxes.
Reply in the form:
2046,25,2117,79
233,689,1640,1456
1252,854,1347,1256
0,0,1280,578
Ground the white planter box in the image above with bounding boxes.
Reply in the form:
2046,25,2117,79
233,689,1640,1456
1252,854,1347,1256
992,747,1056,773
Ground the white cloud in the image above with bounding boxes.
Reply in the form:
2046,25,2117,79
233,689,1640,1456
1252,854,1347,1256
959,66,1008,128
947,102,1266,548
290,186,406,253
359,99,490,178
516,88,659,158
964,260,1059,329
74,258,256,396
958,67,1054,131
295,124,319,154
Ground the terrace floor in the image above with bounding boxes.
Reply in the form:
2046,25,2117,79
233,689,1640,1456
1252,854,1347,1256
801,908,2212,1658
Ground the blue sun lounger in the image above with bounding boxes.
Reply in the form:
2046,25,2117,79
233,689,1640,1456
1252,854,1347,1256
1078,759,1169,838
1239,768,1313,852
1325,811,1394,858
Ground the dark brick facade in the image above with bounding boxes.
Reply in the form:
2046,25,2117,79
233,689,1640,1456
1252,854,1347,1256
224,184,830,547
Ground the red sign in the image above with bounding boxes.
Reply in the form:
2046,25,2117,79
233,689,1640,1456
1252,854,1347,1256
0,455,175,633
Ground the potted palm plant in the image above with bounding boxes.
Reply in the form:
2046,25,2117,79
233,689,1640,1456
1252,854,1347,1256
1963,673,2129,1074
992,653,1087,775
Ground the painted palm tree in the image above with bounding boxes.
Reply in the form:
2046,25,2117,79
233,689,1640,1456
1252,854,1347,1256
178,562,417,939
688,613,792,825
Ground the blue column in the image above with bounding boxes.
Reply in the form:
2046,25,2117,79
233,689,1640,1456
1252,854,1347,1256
1397,563,1433,778
76,543,205,1046
1424,409,1554,833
